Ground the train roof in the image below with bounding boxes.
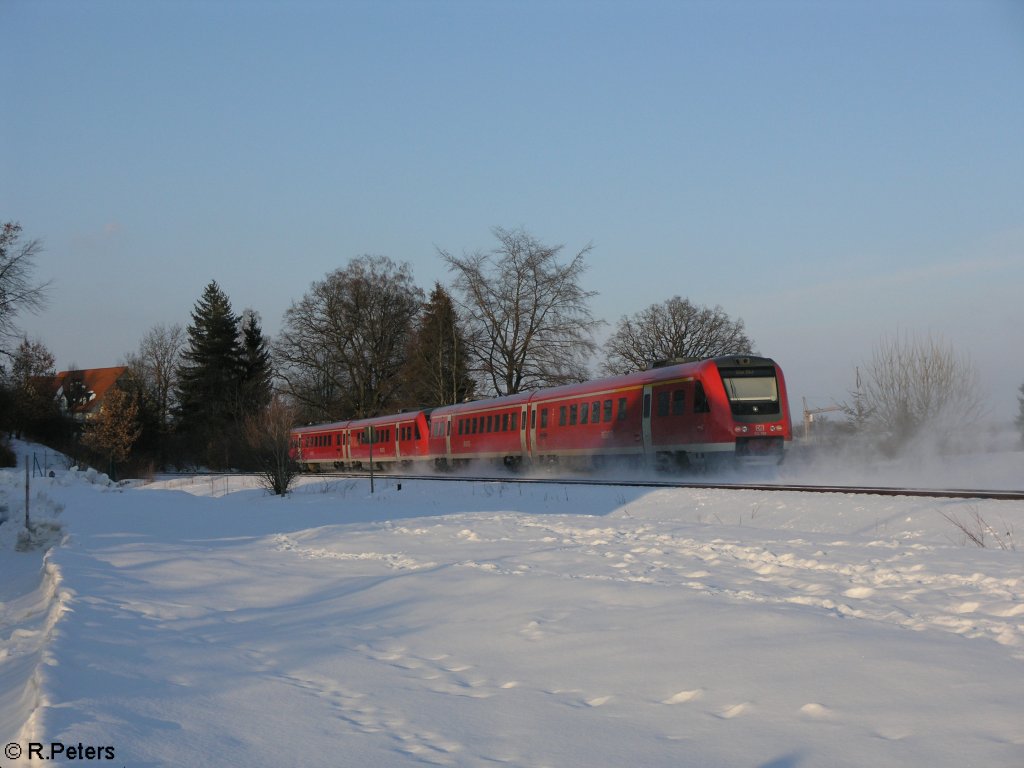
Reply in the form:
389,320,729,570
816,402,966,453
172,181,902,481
291,408,432,435
291,356,782,433
428,356,780,415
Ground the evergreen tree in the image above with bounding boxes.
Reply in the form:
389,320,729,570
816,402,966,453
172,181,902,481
238,310,273,414
401,283,474,407
176,281,243,466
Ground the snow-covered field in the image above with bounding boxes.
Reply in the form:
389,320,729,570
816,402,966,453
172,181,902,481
2,442,1023,767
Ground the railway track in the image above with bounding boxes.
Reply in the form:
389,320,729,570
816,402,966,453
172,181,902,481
271,471,1024,502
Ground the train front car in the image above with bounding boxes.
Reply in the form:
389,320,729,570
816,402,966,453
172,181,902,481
701,355,792,466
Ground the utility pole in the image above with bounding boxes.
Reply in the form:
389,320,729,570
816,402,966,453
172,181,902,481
802,396,844,440
24,457,30,529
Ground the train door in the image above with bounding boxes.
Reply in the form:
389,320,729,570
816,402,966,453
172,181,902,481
642,384,653,456
520,406,529,458
529,404,539,460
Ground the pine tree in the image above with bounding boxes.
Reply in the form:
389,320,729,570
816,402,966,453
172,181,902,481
238,310,273,414
176,281,243,466
401,283,474,406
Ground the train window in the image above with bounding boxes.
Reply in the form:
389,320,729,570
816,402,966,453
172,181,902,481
618,398,628,421
657,391,670,417
643,394,652,418
531,409,536,429
581,402,589,424
559,406,567,426
512,412,519,430
604,399,613,422
541,409,549,428
502,413,510,431
592,400,600,423
446,421,451,436
694,382,711,413
673,389,685,415
569,404,578,425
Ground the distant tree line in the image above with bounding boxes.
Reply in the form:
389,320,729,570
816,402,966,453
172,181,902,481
12,217,1013,483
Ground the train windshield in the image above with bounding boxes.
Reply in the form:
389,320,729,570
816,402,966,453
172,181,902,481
719,366,780,415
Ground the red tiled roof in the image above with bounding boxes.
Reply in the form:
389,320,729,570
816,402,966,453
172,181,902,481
54,366,129,414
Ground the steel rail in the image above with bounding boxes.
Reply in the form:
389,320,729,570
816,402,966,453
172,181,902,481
292,471,1024,502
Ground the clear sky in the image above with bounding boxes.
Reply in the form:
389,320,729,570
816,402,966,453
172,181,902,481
4,0,1023,419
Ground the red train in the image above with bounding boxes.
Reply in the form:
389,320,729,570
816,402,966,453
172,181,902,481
290,355,792,473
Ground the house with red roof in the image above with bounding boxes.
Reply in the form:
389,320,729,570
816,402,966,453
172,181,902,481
53,366,131,422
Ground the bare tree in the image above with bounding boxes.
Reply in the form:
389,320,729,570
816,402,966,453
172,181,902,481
441,227,600,396
856,332,986,454
0,223,51,356
124,323,185,430
601,296,753,375
276,256,424,419
1016,381,1024,448
242,396,300,496
5,337,59,439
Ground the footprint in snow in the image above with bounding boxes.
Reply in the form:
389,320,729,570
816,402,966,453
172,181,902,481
715,702,750,719
662,689,702,705
843,586,875,599
799,702,836,720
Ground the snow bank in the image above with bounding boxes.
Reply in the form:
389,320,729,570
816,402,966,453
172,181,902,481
0,456,1022,767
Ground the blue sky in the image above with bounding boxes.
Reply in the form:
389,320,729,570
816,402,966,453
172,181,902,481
4,0,1023,419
